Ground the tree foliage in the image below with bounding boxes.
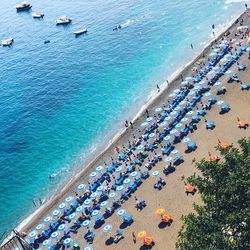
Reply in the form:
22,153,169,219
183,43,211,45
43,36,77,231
176,138,250,250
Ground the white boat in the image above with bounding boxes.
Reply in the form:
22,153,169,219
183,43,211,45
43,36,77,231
73,28,87,36
32,12,44,18
1,38,14,46
16,1,32,11
55,16,72,25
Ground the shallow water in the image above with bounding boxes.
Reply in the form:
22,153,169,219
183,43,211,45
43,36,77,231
0,0,248,238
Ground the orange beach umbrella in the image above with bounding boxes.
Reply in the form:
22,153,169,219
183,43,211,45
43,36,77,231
162,214,172,223
137,231,146,240
144,236,154,245
155,208,165,216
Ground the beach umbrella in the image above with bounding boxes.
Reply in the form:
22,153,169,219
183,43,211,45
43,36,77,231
146,117,153,122
92,210,100,217
65,196,73,203
116,185,124,192
175,123,183,129
51,232,59,240
174,106,181,111
155,208,165,216
137,144,144,151
82,220,91,228
117,209,126,216
36,224,44,231
76,206,83,213
199,80,205,85
171,149,179,155
159,121,167,127
169,93,176,98
124,178,131,185
181,80,189,86
59,203,66,210
185,77,192,81
90,171,97,178
109,192,117,199
137,231,146,240
84,199,91,207
182,138,191,144
42,240,50,247
103,224,113,233
29,231,37,239
164,135,172,142
44,216,52,224
214,82,222,87
52,210,60,217
246,47,250,52
170,111,178,117
194,86,200,91
152,171,159,177
209,52,217,57
181,117,189,123
170,129,178,135
84,247,92,250
78,184,85,191
90,192,98,199
69,213,76,220
141,122,148,127
97,185,104,192
187,111,194,116
214,48,220,53
58,224,66,231
225,70,232,75
164,116,172,122
173,88,180,94
204,92,211,98
164,157,172,163
217,100,224,106
115,166,123,172
100,201,108,207
63,238,71,247
131,171,138,178
213,66,220,71
179,100,186,106
96,165,103,172
148,133,155,138
188,91,195,96
155,107,162,113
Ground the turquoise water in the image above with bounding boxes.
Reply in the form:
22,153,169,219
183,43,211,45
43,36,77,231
0,0,247,238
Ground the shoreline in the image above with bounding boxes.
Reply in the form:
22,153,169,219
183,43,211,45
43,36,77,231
4,8,248,245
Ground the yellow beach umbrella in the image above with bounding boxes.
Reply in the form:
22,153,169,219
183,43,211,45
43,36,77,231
155,208,165,216
137,231,146,240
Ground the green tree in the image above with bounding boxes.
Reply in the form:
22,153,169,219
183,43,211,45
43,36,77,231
176,138,250,250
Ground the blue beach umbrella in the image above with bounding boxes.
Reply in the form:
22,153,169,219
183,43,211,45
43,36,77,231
164,135,171,142
173,88,180,94
100,201,108,207
169,93,176,98
213,66,220,71
187,111,194,116
165,157,172,163
141,122,148,127
42,240,50,247
194,86,200,91
185,77,192,81
199,80,205,85
170,111,178,117
214,82,222,87
103,224,112,233
44,216,52,224
96,165,103,172
117,209,126,216
179,100,186,106
170,129,178,135
137,144,144,151
29,231,37,239
90,192,98,199
109,192,117,199
181,80,189,85
225,70,232,75
58,224,66,231
69,213,76,220
171,149,179,155
84,199,91,207
160,121,167,127
204,92,211,98
174,106,181,111
148,133,155,138
92,210,100,217
82,220,91,228
131,171,138,178
84,247,92,250
97,185,104,192
155,107,162,113
246,47,250,52
36,224,44,231
116,185,124,192
115,166,123,172
90,171,97,178
181,117,189,123
76,206,83,213
146,117,153,122
59,203,66,210
124,178,131,185
164,116,172,122
78,184,85,190
52,210,60,217
63,238,71,246
188,91,195,96
65,196,73,203
209,52,217,57
182,138,191,144
51,232,59,239
175,123,183,129
152,171,160,177
217,100,224,105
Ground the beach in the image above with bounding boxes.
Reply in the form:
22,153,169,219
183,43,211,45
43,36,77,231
3,6,250,250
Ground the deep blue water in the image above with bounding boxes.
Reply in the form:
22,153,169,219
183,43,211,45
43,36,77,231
0,0,247,238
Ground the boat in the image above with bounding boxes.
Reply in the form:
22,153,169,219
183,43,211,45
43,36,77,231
32,12,44,18
16,1,32,11
73,28,87,36
1,38,14,46
44,40,50,44
55,16,72,25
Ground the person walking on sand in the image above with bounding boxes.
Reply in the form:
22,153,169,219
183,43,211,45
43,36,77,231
157,84,160,92
245,3,248,10
132,232,136,243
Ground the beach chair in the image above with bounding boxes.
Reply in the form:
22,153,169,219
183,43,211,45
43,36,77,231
173,155,184,166
122,215,133,224
228,74,240,83
241,83,250,91
220,105,231,114
84,231,95,243
238,64,246,71
192,115,200,124
94,216,105,228
198,109,206,116
141,170,149,179
135,178,142,186
206,122,216,130
186,142,197,153
163,166,176,175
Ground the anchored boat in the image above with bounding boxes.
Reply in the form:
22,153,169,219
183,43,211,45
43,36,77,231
32,12,44,18
16,1,32,11
1,38,14,46
73,28,87,36
55,16,72,25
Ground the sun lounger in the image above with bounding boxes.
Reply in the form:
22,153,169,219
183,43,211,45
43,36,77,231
241,83,250,91
238,63,246,71
173,155,184,165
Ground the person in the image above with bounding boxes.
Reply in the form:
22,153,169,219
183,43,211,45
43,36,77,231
132,232,136,243
245,3,248,9
191,43,193,49
212,24,215,29
157,84,160,92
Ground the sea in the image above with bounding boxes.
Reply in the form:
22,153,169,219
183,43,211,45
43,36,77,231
0,0,248,240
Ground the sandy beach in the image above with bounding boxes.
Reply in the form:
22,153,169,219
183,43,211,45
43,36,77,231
6,9,250,250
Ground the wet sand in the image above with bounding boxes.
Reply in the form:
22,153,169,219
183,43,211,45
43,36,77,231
9,9,250,250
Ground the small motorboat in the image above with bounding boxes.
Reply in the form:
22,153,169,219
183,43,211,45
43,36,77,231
1,38,14,46
16,1,32,11
73,28,87,36
44,40,50,44
55,16,72,25
32,12,44,18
